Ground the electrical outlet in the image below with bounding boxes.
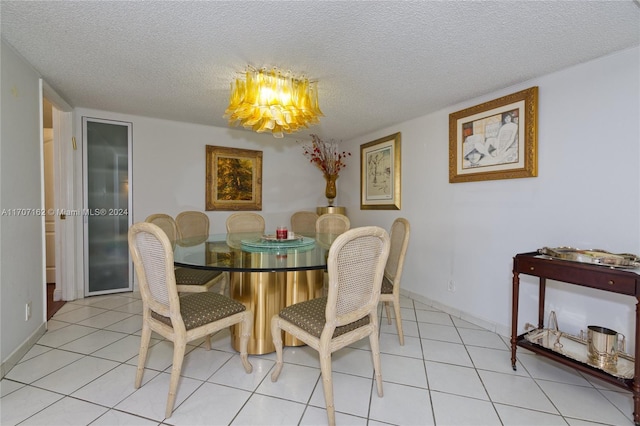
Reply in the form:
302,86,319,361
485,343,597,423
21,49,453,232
448,280,456,292
25,302,32,321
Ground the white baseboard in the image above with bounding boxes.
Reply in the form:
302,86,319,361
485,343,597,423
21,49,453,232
1,322,47,379
401,289,510,338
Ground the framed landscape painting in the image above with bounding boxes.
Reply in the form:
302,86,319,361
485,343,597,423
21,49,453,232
360,132,401,210
449,86,538,183
206,145,262,210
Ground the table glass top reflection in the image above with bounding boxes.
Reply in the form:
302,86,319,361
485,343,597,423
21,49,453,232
173,232,339,272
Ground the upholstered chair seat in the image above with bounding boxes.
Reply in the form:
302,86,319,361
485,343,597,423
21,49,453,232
277,297,370,339
381,276,394,294
151,292,247,329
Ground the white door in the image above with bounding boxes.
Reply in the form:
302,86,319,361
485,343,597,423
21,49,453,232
43,128,56,283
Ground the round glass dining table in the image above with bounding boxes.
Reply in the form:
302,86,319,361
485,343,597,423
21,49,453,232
173,232,336,354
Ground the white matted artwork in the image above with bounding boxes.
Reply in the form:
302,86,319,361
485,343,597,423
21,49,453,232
360,132,401,210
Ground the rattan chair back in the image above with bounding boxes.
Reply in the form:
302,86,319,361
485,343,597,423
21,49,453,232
385,218,410,285
130,222,175,314
315,213,350,235
379,218,411,345
145,213,178,249
226,212,266,233
175,210,209,241
290,211,319,236
327,226,388,323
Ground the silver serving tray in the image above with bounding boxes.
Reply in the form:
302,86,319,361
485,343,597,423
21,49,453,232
523,327,635,379
538,247,640,269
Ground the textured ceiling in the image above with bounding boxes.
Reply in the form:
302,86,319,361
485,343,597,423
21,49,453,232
2,1,639,141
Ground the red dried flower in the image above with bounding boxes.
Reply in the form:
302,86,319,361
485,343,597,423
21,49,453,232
299,134,351,177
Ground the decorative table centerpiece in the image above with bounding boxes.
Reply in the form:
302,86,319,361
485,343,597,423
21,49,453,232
300,134,351,206
240,234,316,252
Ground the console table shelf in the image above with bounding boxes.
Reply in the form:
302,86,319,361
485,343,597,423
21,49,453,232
516,333,633,388
510,251,640,424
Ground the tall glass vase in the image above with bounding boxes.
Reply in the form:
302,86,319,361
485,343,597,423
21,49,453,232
324,174,337,206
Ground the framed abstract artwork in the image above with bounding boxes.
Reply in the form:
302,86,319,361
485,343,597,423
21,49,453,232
449,86,538,183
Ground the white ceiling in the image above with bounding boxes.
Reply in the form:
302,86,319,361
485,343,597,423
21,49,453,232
2,1,639,141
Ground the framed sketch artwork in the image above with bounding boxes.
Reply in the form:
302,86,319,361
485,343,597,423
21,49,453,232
449,86,538,183
360,132,401,210
205,145,262,211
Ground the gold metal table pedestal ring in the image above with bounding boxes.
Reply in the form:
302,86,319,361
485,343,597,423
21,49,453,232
317,206,346,216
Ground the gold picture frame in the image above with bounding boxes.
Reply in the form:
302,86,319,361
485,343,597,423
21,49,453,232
360,132,401,210
206,145,262,211
449,86,538,183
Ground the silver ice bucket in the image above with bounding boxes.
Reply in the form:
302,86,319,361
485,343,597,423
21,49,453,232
587,325,625,368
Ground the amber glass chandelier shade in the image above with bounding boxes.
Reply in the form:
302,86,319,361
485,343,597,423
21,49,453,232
224,68,323,138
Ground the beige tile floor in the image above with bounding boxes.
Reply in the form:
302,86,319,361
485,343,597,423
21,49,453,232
1,291,635,425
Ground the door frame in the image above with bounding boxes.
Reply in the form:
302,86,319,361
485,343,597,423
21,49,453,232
41,80,77,310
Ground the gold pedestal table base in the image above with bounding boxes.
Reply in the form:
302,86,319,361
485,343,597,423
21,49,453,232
229,269,324,354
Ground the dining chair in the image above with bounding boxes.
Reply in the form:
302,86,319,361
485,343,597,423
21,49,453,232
128,222,253,418
175,210,209,241
144,213,178,244
290,210,319,237
270,226,390,426
315,213,350,235
379,218,411,345
145,213,227,295
226,212,266,233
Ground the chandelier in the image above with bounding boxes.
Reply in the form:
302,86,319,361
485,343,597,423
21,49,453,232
224,67,323,138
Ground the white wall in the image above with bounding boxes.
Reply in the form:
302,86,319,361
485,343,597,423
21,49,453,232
1,41,46,369
73,109,328,232
342,46,640,347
